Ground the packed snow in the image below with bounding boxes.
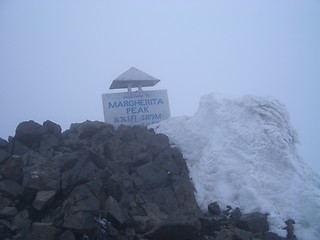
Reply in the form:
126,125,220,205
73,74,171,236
152,93,320,240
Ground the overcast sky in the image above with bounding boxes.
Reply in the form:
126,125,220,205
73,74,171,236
0,0,319,174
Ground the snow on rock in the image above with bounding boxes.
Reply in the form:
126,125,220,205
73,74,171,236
152,93,320,240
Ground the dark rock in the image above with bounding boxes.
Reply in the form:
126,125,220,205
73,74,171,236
56,230,76,240
105,176,122,202
284,219,297,239
215,229,232,240
102,136,121,160
229,207,242,225
132,216,155,233
208,201,221,215
231,226,258,240
69,120,109,140
260,231,285,240
61,156,108,193
132,151,152,168
0,155,23,183
20,150,46,167
133,149,197,213
62,184,100,231
94,216,119,238
215,214,229,226
169,175,198,211
0,219,11,239
11,139,31,155
0,179,23,198
32,190,57,211
85,179,108,204
87,149,107,169
236,212,269,233
145,210,200,240
104,196,130,227
43,205,66,227
124,227,136,239
151,147,199,214
199,217,221,235
115,125,139,143
141,202,168,220
39,133,60,156
91,125,115,144
23,166,60,191
105,221,119,237
31,222,57,240
35,121,62,156
10,210,31,231
0,149,10,164
214,226,255,240
65,184,100,213
15,120,46,149
62,211,97,231
0,138,8,150
43,120,62,135
222,205,232,216
7,136,14,155
0,195,12,210
12,230,32,240
0,206,18,217
52,152,78,172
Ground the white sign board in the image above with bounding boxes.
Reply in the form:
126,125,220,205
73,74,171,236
102,90,170,126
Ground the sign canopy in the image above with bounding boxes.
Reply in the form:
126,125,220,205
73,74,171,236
109,67,160,91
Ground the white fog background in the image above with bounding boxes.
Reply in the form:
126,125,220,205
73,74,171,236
0,0,319,174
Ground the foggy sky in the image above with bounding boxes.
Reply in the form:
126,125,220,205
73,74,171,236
1,0,319,173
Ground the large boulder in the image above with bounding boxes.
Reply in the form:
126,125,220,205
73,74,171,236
61,156,109,194
0,155,23,183
208,201,221,215
32,190,57,211
62,184,100,231
31,222,57,240
64,184,100,213
144,210,201,240
0,138,8,150
14,120,62,156
38,120,62,156
10,209,31,233
236,212,269,233
0,195,12,210
15,121,46,149
0,179,23,198
55,230,76,240
23,165,60,191
0,206,18,217
42,120,62,135
104,196,130,227
0,149,10,164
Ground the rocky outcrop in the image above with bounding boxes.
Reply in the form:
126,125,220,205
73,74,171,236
0,120,296,239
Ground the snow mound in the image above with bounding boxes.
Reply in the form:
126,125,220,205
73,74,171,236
152,93,320,239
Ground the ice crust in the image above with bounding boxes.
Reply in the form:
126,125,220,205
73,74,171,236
152,93,320,239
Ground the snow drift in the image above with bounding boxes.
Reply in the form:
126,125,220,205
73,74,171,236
152,93,320,239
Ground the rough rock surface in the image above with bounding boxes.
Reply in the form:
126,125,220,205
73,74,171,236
0,120,296,239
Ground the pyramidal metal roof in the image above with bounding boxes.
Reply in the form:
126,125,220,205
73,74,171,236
109,67,160,89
